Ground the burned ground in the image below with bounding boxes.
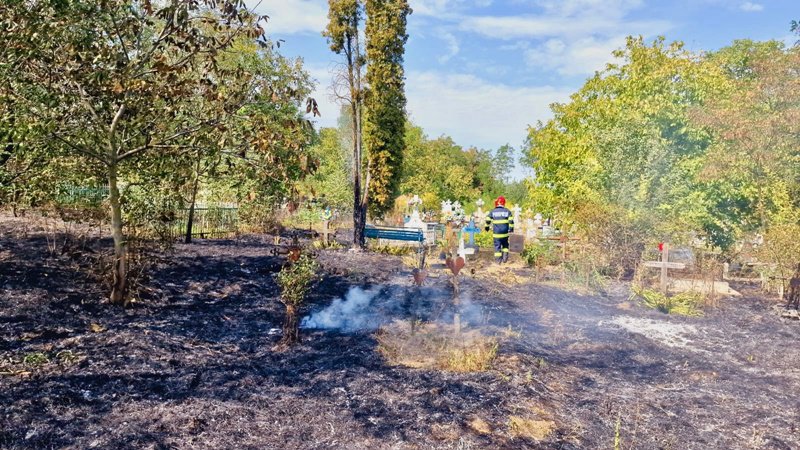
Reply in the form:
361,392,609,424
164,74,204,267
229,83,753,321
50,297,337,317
1,214,799,449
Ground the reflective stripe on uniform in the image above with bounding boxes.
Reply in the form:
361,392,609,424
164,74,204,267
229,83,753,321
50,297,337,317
502,248,509,253
493,233,509,238
492,219,510,224
494,252,502,257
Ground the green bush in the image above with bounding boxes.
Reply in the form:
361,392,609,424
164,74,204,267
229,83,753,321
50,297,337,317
474,231,494,248
521,240,558,268
277,254,318,345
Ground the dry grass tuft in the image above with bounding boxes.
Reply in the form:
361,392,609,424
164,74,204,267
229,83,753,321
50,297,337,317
376,321,499,372
508,416,555,440
468,417,492,435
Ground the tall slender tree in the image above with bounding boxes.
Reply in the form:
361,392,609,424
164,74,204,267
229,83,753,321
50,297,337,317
325,0,368,248
363,0,411,217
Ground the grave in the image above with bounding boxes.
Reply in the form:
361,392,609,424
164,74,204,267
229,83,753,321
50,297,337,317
643,243,686,294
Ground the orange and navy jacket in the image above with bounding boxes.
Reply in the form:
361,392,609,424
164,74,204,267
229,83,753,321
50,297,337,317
484,206,514,238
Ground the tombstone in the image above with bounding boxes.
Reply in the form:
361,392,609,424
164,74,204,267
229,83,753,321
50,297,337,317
512,205,522,229
406,194,425,231
441,200,453,217
525,218,537,239
509,234,526,253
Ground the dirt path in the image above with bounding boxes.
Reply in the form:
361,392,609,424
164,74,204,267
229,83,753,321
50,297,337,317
1,216,798,449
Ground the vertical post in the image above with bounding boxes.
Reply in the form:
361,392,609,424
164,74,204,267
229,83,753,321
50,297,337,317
561,235,567,286
322,220,330,245
660,243,670,295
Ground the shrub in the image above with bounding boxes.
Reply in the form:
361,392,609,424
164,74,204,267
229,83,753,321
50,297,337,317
633,287,704,316
276,254,318,345
521,240,558,268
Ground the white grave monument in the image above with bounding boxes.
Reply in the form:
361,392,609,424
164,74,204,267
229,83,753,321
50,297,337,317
405,194,425,231
512,205,522,229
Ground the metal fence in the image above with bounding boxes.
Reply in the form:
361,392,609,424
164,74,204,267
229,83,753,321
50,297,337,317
172,207,239,239
56,184,109,206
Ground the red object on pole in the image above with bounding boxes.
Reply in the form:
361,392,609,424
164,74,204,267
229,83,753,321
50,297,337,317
658,242,664,253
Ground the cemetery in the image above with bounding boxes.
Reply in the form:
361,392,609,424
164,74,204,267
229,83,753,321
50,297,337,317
2,1,800,449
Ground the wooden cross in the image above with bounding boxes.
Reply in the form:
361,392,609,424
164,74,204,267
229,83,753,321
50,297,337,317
322,220,331,244
643,243,685,294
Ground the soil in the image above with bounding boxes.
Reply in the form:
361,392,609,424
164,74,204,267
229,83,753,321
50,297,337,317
1,212,799,449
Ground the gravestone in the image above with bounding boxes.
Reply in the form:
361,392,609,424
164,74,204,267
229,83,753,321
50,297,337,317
509,233,525,253
512,205,522,229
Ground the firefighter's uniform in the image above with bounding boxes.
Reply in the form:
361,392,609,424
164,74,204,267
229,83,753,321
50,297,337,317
485,203,514,263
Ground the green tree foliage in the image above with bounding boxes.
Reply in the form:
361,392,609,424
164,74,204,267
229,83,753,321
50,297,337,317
302,128,352,209
524,37,731,249
1,1,314,304
363,0,411,216
693,43,800,231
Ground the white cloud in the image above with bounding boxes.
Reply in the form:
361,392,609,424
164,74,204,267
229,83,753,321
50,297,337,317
254,0,328,35
405,71,572,150
411,0,492,16
460,15,670,40
525,36,627,75
739,2,763,12
437,32,460,63
534,0,642,17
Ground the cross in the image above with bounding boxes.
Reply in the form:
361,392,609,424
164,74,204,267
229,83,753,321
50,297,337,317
463,219,480,246
322,220,331,244
643,243,686,294
511,205,522,228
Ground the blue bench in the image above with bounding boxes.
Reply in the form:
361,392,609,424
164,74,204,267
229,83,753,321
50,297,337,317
364,226,424,243
364,225,426,266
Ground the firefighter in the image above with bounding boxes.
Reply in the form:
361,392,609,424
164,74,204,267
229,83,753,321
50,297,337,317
485,196,514,263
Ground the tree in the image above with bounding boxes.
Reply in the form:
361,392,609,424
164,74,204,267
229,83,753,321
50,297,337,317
524,37,732,250
1,1,300,305
693,44,800,231
363,0,411,216
302,128,352,210
325,0,368,247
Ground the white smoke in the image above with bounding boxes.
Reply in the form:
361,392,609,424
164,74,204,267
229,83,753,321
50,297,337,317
301,287,382,331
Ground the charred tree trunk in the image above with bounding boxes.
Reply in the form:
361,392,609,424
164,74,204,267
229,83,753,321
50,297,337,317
281,304,301,345
185,159,201,244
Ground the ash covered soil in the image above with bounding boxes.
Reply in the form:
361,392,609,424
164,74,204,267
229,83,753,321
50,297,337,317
1,215,799,449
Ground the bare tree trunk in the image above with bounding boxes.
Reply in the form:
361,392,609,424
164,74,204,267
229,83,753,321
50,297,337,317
185,157,201,244
108,161,128,306
108,104,128,306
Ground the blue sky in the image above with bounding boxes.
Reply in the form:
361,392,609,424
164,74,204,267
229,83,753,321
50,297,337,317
254,0,797,173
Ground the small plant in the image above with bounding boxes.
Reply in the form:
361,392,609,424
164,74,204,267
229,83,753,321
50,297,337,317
276,254,318,345
23,352,49,367
369,242,415,256
633,287,704,316
521,240,558,269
